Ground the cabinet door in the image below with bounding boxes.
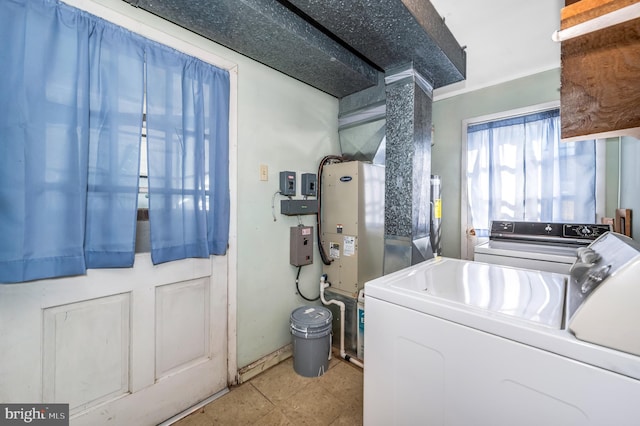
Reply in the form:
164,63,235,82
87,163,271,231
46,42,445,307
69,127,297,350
560,0,640,141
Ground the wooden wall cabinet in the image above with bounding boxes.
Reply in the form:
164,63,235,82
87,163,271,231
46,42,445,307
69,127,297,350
560,0,640,141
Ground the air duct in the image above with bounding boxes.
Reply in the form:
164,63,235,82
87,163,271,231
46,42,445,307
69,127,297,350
383,65,434,273
338,74,386,163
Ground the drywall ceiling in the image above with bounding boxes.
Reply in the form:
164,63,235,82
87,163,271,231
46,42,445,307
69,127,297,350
429,0,564,100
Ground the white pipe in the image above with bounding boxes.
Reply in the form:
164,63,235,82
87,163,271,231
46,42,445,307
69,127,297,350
552,2,640,42
319,275,364,369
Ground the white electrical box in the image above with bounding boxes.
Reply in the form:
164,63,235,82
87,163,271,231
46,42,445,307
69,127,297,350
321,161,385,298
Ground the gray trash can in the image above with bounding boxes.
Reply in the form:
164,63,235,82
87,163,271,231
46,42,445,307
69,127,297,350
290,306,333,377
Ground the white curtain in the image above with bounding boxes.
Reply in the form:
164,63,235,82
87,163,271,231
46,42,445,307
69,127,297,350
467,109,596,238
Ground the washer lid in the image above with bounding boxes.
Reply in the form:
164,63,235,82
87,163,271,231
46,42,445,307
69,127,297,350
367,257,566,329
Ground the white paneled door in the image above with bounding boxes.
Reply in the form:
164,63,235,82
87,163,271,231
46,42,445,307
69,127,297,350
0,254,228,425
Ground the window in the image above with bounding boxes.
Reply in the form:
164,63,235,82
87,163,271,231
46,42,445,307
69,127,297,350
0,0,229,283
464,107,598,239
139,113,149,211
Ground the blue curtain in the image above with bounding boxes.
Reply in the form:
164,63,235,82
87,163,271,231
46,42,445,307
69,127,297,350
0,0,92,282
0,0,230,283
467,109,596,237
146,43,230,264
207,69,231,255
85,17,146,268
0,0,146,283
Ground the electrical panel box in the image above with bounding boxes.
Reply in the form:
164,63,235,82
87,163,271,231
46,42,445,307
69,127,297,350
301,173,317,196
321,161,385,298
279,171,296,196
290,226,313,266
280,199,318,215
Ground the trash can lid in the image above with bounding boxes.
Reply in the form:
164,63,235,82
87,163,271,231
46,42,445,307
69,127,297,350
290,306,332,328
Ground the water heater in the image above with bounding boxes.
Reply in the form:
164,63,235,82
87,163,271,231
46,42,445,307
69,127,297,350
430,175,442,256
320,161,385,298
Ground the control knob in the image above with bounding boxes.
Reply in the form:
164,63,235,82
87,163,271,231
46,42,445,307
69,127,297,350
577,247,600,264
581,264,611,294
577,225,593,237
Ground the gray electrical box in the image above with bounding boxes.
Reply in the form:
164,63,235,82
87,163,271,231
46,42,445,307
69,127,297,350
280,199,318,215
279,171,296,196
301,173,317,196
290,226,313,266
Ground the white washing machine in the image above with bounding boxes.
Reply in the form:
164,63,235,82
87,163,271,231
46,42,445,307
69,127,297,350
364,233,640,426
474,221,611,274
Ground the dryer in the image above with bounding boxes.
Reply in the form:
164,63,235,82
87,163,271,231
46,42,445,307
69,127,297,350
474,220,611,274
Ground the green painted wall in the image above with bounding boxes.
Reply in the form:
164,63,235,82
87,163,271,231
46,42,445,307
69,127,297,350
619,136,640,240
605,138,620,220
236,61,339,368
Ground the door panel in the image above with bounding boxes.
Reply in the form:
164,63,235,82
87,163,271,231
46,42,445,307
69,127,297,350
0,254,228,425
42,294,130,415
156,278,210,378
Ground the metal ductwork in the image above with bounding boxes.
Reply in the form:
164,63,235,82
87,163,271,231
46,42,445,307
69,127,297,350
284,0,466,90
123,0,466,99
124,0,379,98
337,75,387,163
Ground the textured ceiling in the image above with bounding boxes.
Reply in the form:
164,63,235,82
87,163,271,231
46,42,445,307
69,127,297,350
124,0,466,98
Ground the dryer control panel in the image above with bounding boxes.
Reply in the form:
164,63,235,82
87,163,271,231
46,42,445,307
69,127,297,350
489,221,611,245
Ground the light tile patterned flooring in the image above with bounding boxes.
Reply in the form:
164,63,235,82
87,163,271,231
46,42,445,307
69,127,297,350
173,355,364,425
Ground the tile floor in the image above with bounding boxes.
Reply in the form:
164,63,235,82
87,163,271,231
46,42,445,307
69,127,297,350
172,354,364,425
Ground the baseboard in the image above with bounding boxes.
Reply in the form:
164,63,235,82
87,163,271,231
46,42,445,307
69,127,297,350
236,344,292,384
160,388,229,425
